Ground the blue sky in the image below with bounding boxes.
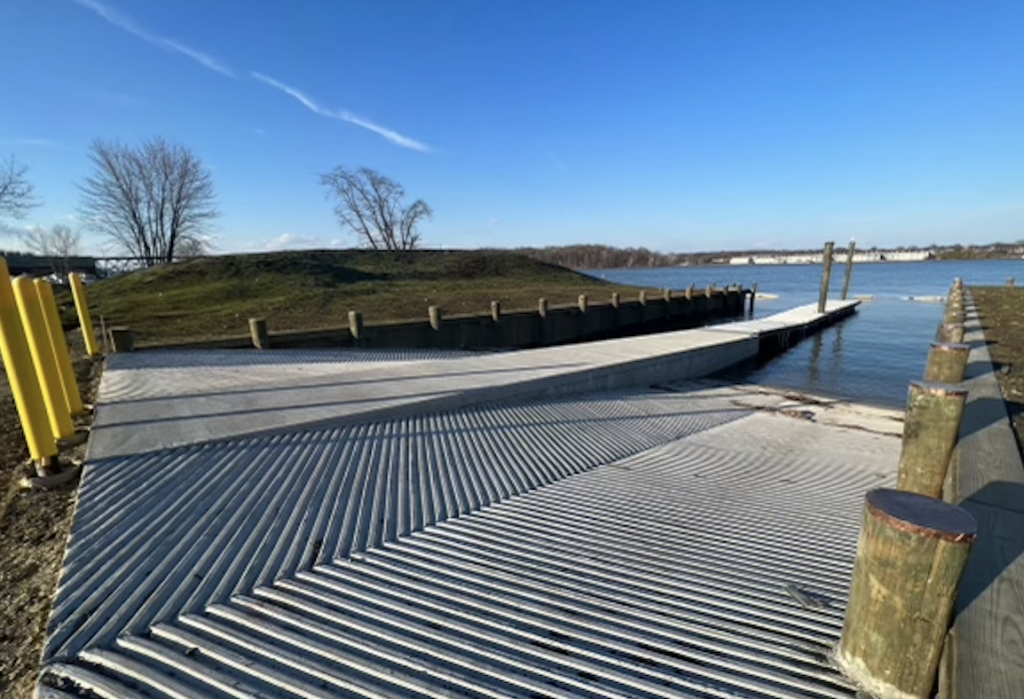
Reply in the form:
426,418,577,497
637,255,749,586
1,1,1022,255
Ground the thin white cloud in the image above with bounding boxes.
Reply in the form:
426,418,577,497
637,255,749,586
251,71,430,152
1,137,59,147
69,0,234,78
339,111,430,152
252,128,266,135
263,233,323,250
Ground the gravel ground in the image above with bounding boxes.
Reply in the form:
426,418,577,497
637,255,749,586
0,338,101,699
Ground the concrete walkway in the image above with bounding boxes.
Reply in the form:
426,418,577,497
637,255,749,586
40,300,901,699
943,294,1024,699
87,301,858,459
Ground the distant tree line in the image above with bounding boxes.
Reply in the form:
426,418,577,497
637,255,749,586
516,245,684,270
515,245,754,269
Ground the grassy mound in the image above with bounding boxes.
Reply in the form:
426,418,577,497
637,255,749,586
83,249,648,345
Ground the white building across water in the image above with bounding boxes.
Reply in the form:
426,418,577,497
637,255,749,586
729,250,933,265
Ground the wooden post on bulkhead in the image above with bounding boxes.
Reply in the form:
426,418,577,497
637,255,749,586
490,300,501,323
841,240,856,300
638,290,647,306
538,298,548,318
924,342,970,384
428,306,442,332
896,381,967,498
578,294,588,313
748,284,757,315
818,241,835,313
662,289,672,317
610,292,620,309
348,311,363,345
837,488,976,699
248,318,269,350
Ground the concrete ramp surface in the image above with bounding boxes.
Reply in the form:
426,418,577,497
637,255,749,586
40,301,895,699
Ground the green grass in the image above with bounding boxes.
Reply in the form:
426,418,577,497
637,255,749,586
76,249,652,345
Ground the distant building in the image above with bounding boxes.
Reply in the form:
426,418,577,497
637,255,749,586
728,250,933,265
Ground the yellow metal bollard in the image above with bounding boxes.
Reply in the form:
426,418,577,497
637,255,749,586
0,260,58,462
36,280,86,416
69,273,100,357
12,277,76,441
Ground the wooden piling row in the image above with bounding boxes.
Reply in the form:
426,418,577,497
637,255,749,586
837,278,977,699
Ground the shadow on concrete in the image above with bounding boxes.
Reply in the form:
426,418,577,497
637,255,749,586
958,396,1013,441
956,480,1024,613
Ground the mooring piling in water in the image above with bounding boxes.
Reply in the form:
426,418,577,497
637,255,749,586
841,240,856,301
818,241,835,313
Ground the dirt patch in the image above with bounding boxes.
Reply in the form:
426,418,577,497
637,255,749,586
971,286,1024,459
0,336,102,699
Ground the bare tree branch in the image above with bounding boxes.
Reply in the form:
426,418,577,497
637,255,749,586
77,137,219,266
320,166,431,252
0,154,39,230
19,224,81,278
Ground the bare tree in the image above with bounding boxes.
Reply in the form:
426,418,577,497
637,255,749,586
20,223,81,278
0,154,39,232
320,166,431,251
173,235,211,260
78,137,218,266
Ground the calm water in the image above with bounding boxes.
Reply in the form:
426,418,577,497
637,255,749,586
591,260,1024,408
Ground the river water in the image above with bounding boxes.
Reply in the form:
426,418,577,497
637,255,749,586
590,260,1024,409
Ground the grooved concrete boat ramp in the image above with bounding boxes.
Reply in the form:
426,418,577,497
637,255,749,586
37,300,933,699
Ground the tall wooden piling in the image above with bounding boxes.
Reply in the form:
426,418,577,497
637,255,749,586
818,241,835,313
924,342,970,384
937,322,965,344
837,488,977,699
897,381,967,498
748,284,757,315
841,240,856,300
